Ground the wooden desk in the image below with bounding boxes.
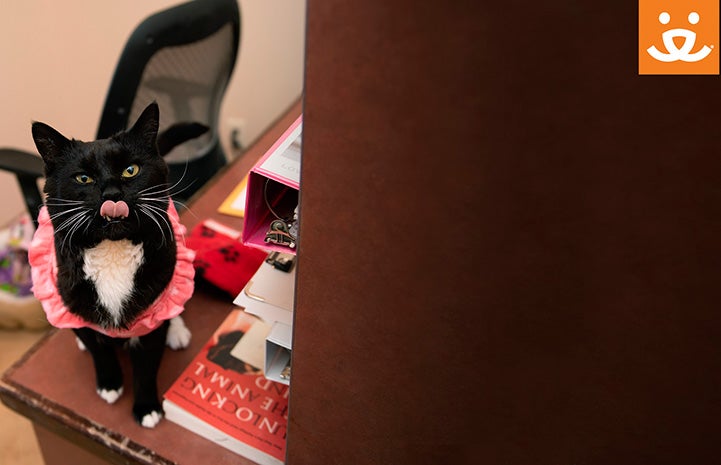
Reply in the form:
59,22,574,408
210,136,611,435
0,101,302,465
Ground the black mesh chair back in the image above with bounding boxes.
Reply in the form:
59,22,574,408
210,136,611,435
0,0,239,224
97,0,241,201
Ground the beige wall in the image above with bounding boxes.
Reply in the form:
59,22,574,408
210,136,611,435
0,0,306,225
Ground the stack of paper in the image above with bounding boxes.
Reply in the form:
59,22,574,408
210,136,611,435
234,257,295,384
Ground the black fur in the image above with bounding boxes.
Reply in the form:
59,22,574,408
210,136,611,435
32,102,183,426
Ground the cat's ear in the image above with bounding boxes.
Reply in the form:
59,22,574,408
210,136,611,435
128,102,160,150
32,122,70,166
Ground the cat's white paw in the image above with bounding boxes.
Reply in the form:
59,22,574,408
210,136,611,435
75,337,87,351
97,387,123,404
166,316,191,350
141,410,163,428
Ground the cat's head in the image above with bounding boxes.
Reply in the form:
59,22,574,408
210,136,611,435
32,102,171,244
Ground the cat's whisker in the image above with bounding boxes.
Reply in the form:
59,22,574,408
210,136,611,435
54,209,92,235
55,210,89,234
137,205,168,247
45,202,84,207
172,199,198,222
141,203,173,234
45,204,85,209
45,197,85,205
140,157,190,197
141,205,172,238
138,196,170,203
82,213,96,235
61,220,83,249
64,214,92,253
55,210,92,252
140,184,177,198
49,205,90,221
137,183,171,196
58,212,88,235
137,195,197,225
167,179,197,200
138,170,186,196
138,162,197,201
54,208,89,226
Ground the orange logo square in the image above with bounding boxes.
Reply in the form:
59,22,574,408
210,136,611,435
639,0,719,74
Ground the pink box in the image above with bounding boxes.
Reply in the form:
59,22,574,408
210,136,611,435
242,116,302,254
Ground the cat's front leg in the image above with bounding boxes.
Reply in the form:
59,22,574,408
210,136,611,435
73,328,124,404
129,321,169,428
166,315,191,350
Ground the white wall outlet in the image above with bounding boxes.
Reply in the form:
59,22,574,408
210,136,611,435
227,117,247,151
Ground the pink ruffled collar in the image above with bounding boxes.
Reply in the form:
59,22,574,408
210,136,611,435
29,201,195,338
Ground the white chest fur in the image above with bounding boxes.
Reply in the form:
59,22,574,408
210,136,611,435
83,239,145,325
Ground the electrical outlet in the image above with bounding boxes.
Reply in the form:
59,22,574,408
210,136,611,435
227,117,247,151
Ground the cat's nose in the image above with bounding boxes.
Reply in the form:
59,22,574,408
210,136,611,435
102,185,122,201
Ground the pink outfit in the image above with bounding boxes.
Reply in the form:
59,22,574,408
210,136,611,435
29,202,195,338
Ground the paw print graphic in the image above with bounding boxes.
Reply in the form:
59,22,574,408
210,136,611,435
194,259,210,277
219,247,241,263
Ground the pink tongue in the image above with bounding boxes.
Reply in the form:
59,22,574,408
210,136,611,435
100,200,129,219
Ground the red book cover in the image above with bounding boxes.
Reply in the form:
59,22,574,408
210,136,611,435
163,309,289,465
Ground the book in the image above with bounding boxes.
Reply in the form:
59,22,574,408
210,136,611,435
218,174,249,217
163,309,289,465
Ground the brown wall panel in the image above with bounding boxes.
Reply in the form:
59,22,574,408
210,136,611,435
290,1,721,464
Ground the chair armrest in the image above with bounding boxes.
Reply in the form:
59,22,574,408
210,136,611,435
157,122,209,157
0,148,46,227
0,148,45,178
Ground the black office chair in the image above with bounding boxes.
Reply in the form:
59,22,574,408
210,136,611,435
0,0,241,226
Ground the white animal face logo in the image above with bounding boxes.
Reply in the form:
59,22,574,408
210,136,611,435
647,11,714,62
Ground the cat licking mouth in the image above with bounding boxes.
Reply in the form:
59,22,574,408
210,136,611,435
28,102,196,427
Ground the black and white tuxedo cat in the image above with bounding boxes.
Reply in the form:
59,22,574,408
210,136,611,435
29,102,197,428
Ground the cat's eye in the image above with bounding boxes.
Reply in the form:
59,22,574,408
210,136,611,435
75,174,94,185
122,164,140,178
